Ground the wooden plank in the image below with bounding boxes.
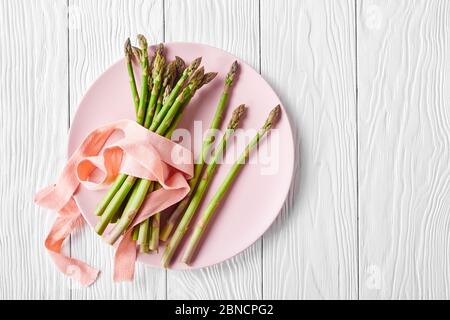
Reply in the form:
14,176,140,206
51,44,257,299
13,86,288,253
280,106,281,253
0,0,70,299
164,0,262,300
68,0,166,299
358,0,450,299
261,0,358,299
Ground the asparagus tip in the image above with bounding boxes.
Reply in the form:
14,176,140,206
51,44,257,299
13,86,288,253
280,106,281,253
175,56,186,69
225,60,239,86
263,105,282,130
156,43,164,54
190,57,202,71
164,84,171,97
230,60,238,75
201,72,218,86
153,53,166,77
227,104,247,130
192,66,205,81
137,34,148,49
131,46,141,61
175,56,186,75
124,38,132,61
163,60,178,87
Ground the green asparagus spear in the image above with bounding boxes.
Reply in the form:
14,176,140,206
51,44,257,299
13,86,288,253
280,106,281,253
125,38,140,114
137,211,151,252
149,212,160,251
155,59,178,118
159,56,185,113
144,46,165,128
136,34,150,125
132,225,139,241
146,43,163,95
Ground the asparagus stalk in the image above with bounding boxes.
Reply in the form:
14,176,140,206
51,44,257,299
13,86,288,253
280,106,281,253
156,89,165,119
182,105,281,264
161,105,246,267
104,178,150,242
155,59,178,119
150,57,202,132
158,57,185,115
146,43,162,94
136,34,150,125
138,215,150,253
110,190,133,223
144,46,166,128
110,196,124,224
163,59,180,94
132,225,139,240
125,38,140,113
137,182,158,252
161,61,238,241
156,86,168,117
146,183,161,251
104,70,216,245
149,212,160,251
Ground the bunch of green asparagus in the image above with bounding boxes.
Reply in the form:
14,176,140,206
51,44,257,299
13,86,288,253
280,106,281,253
94,35,282,267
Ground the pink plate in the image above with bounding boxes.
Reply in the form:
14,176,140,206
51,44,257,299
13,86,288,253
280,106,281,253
68,42,294,270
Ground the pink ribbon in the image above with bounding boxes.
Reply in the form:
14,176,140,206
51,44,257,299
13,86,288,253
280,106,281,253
34,119,193,286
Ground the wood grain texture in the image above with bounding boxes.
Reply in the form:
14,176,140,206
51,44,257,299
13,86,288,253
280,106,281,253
0,0,70,299
358,0,450,299
68,0,166,299
261,0,358,299
164,0,262,300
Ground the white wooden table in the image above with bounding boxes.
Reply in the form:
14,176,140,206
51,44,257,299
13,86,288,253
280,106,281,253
1,0,449,300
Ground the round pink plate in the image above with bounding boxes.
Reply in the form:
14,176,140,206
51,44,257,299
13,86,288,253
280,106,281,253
68,42,294,270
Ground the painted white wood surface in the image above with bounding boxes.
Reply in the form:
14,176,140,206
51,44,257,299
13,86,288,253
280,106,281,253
261,0,358,299
358,0,450,299
1,0,450,300
0,0,70,299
